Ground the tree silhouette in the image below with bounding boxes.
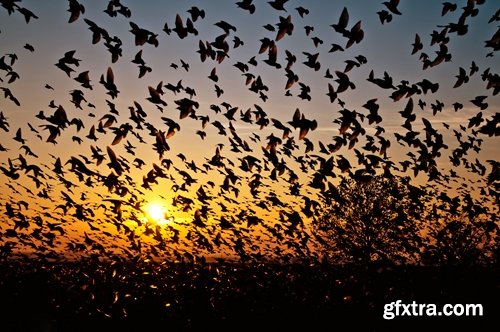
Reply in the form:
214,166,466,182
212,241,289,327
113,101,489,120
420,191,499,267
314,175,425,266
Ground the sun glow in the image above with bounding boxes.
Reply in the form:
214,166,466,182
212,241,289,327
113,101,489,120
145,202,171,225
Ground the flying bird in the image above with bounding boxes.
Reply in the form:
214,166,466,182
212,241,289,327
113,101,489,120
453,67,469,88
377,10,392,24
67,0,85,23
441,2,457,16
100,67,119,99
295,6,309,18
236,0,256,14
331,7,349,36
383,0,402,15
411,33,423,55
268,0,289,12
16,6,38,23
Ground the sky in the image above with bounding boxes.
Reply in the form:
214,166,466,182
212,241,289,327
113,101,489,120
0,0,498,261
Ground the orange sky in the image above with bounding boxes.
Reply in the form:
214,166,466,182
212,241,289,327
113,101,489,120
0,0,498,262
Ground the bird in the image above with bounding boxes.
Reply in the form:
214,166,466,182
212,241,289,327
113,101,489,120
1,87,20,106
303,52,320,71
147,85,167,107
411,33,423,55
326,83,337,103
233,36,244,48
214,84,224,98
311,36,323,48
467,112,484,128
282,69,297,90
268,0,289,12
377,10,392,24
295,6,309,18
470,95,488,110
263,23,275,32
331,7,349,36
214,20,237,34
208,67,219,82
363,98,382,125
173,14,188,39
441,2,457,16
129,22,157,47
469,61,479,76
59,50,81,67
452,102,463,112
335,70,356,93
383,0,402,15
187,6,205,22
84,19,109,44
288,108,317,140
304,25,314,36
16,6,38,23
329,43,344,53
13,128,26,144
180,59,190,71
99,67,119,99
345,20,364,49
275,15,294,41
486,160,499,186
74,70,92,90
453,67,469,88
24,43,35,52
236,0,256,14
67,0,85,23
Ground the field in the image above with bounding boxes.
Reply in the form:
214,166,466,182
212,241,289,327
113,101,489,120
1,259,498,331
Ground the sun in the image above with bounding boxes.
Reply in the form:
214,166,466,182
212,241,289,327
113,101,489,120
145,202,170,225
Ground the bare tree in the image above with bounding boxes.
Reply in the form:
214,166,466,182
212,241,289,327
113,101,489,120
421,191,499,267
314,175,425,266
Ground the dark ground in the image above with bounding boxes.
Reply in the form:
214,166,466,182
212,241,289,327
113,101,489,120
0,259,498,331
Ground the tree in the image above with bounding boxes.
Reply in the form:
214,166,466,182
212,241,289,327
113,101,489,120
420,191,499,267
314,175,425,266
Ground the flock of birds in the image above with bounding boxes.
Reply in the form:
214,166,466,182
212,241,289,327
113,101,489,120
0,0,499,263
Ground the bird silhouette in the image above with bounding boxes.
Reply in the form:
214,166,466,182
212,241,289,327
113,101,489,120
1,87,20,106
470,95,488,110
268,0,289,12
275,15,294,41
345,20,364,48
74,70,92,90
84,19,109,44
296,6,309,17
236,0,256,14
16,6,38,23
187,6,205,22
383,0,401,15
453,67,469,88
302,52,320,71
331,7,349,36
67,0,85,23
99,67,119,99
335,70,356,93
377,10,392,24
23,43,35,52
288,108,317,140
173,14,188,39
441,2,457,16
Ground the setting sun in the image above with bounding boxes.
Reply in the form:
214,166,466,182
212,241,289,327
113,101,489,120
145,202,170,225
